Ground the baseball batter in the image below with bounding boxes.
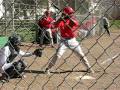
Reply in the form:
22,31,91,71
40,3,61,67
45,6,94,74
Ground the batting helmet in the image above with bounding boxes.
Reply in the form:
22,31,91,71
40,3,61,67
8,35,21,46
63,6,75,15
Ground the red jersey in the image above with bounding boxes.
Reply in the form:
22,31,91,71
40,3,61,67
80,17,97,30
55,17,79,38
38,16,54,29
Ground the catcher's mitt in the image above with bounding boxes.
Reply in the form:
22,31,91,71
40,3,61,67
33,48,42,57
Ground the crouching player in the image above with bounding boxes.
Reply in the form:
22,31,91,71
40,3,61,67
0,34,42,81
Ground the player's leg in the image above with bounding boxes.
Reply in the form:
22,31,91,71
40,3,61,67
74,46,94,73
104,25,110,35
67,38,94,73
45,41,67,73
39,29,45,47
2,60,27,79
1,63,13,80
46,29,54,47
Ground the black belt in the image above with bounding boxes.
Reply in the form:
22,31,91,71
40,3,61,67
62,37,73,40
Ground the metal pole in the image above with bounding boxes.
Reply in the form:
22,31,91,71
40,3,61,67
35,0,38,42
75,0,76,10
35,0,38,20
12,0,15,32
89,0,96,36
4,0,7,35
47,0,52,10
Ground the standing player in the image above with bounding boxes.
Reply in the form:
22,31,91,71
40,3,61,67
99,16,110,36
38,10,54,47
45,6,94,74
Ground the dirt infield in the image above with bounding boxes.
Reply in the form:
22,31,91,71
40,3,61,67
0,33,120,90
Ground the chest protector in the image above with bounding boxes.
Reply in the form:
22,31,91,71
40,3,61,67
7,44,20,63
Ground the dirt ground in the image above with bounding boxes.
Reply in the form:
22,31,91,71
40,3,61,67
0,33,120,90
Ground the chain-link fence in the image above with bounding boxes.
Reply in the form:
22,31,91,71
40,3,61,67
0,0,120,90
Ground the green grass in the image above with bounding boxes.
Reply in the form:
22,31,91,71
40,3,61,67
0,36,8,48
110,20,120,28
16,28,36,42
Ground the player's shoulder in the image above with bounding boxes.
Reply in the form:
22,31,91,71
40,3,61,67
71,16,78,20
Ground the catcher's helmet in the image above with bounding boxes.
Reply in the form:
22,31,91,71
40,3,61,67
63,6,75,15
8,35,21,46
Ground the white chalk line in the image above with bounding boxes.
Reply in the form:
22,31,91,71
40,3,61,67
69,75,95,81
101,53,120,65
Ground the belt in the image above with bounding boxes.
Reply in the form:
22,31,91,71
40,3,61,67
62,37,73,40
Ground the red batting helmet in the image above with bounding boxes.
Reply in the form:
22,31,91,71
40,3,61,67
63,6,75,15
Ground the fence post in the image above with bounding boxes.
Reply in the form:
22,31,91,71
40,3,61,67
12,0,15,32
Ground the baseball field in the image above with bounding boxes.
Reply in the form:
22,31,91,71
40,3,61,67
0,32,120,90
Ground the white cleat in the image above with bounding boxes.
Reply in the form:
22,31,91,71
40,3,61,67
87,69,95,74
46,70,51,75
45,68,51,75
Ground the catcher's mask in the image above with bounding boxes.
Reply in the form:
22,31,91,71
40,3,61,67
8,35,21,46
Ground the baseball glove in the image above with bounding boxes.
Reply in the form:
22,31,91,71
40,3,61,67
33,48,42,57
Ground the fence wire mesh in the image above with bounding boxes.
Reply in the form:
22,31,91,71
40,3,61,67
0,0,120,90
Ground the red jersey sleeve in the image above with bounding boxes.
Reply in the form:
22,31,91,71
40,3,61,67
69,17,79,31
38,17,54,29
52,19,62,29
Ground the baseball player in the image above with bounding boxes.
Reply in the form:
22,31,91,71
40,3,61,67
45,6,94,74
38,10,55,47
0,34,42,81
99,16,110,36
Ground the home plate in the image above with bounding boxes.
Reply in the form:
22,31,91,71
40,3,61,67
74,75,95,81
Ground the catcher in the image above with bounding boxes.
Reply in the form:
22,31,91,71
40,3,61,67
0,34,42,81
45,6,94,75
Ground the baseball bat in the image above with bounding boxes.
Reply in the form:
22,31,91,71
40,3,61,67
52,3,60,10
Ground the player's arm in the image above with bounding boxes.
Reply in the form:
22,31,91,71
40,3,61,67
19,48,43,57
69,18,79,31
19,50,33,57
51,18,62,29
